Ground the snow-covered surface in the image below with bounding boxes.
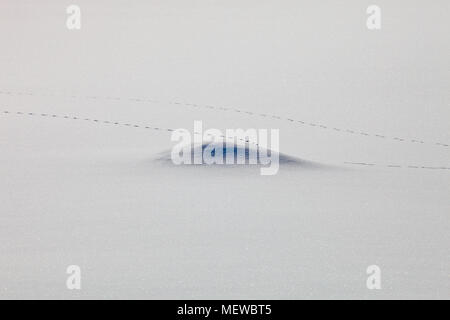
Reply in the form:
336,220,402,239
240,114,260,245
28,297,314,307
0,0,448,299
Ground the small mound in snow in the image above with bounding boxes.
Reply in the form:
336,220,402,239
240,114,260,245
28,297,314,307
154,142,318,168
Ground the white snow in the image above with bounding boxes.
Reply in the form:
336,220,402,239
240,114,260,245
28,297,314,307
0,0,448,299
